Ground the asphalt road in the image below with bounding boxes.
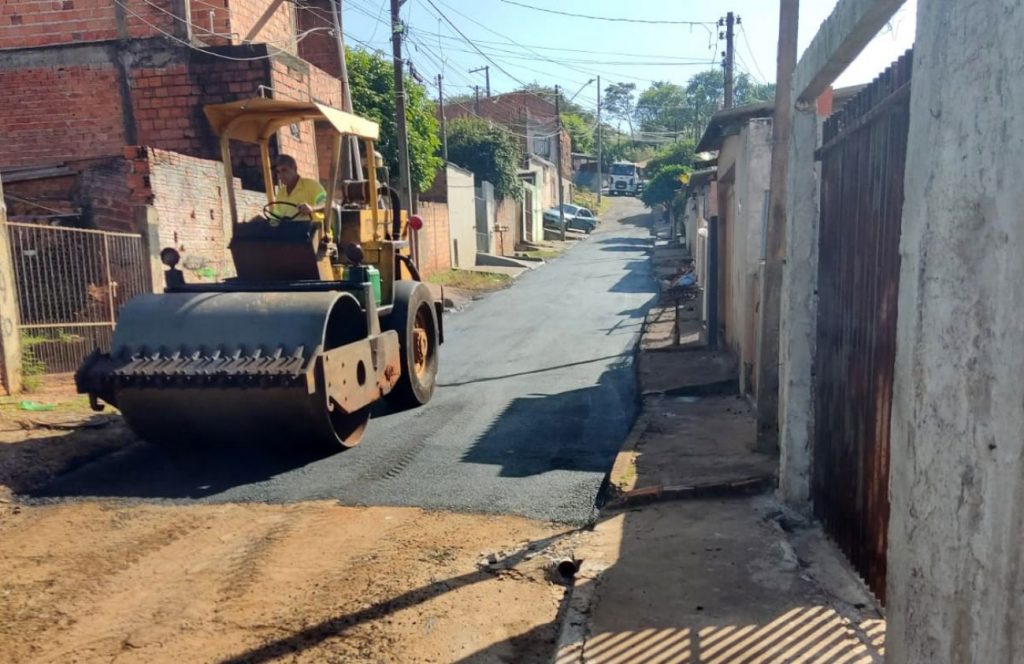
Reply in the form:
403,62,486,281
32,197,656,524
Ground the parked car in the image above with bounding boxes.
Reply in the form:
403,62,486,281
542,204,598,233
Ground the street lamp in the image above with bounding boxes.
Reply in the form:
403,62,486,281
568,78,596,102
565,79,602,203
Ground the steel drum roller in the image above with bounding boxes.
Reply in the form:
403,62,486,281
101,291,373,452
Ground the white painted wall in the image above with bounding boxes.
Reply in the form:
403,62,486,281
717,119,773,395
886,2,1024,661
444,164,476,269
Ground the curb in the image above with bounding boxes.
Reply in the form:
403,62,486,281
640,378,739,398
550,563,606,664
604,475,777,510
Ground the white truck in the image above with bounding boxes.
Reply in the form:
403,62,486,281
608,161,642,196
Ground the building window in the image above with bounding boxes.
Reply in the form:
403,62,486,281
533,136,550,157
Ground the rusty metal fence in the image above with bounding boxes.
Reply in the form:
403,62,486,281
6,223,150,375
812,50,913,603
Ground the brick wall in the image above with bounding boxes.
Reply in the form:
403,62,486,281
296,0,339,77
0,55,127,169
416,201,450,278
77,159,133,231
125,146,262,280
0,0,303,51
0,39,337,193
228,0,297,54
3,173,79,217
0,0,180,49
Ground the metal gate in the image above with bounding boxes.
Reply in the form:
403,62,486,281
812,50,912,603
6,223,150,375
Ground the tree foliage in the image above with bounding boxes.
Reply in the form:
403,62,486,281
446,117,523,200
346,49,442,193
561,112,593,154
645,139,698,174
641,164,690,208
603,82,637,138
635,82,687,133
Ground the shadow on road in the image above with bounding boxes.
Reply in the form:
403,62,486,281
439,352,633,388
22,437,331,501
461,361,637,478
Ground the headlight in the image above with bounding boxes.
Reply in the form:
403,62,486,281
159,247,180,268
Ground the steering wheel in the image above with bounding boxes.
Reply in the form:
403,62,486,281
263,201,301,225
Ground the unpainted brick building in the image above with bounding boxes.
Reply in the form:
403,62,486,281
0,0,347,233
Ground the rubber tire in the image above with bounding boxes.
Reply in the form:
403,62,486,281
384,281,439,409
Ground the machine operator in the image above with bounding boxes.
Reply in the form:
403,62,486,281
272,154,328,227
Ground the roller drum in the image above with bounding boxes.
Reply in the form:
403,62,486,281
101,291,369,452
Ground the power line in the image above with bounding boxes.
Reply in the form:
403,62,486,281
422,31,729,62
417,0,661,87
113,0,326,61
419,0,528,87
140,0,336,48
738,23,768,84
499,0,715,31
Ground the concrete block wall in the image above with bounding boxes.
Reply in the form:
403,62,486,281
886,1,1024,660
494,198,519,256
416,201,451,279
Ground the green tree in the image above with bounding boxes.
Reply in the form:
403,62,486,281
447,117,523,200
646,139,698,174
561,112,593,154
635,81,689,135
603,82,637,139
682,70,778,140
641,164,690,208
346,49,442,193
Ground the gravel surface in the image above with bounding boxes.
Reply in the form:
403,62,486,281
27,198,655,524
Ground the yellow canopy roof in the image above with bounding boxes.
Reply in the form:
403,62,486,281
203,97,380,143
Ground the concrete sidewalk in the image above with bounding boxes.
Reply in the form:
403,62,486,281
554,240,886,663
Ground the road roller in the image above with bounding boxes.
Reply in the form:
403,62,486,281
75,98,442,453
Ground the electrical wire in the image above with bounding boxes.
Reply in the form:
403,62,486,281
115,0,333,60
417,0,528,87
141,0,337,48
738,23,768,84
499,0,715,32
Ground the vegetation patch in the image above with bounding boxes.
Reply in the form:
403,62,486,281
428,269,512,292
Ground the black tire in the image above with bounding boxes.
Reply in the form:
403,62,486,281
384,281,439,409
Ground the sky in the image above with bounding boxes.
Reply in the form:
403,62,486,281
340,0,917,115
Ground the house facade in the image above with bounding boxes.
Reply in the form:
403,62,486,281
697,104,774,396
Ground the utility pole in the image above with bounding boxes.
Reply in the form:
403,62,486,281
555,85,566,241
469,65,490,98
474,85,481,114
755,0,799,453
596,75,602,204
330,0,361,180
390,0,417,249
723,11,735,109
437,74,448,161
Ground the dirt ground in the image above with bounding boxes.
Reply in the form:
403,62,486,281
0,384,580,664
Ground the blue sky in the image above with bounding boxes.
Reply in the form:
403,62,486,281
341,0,917,114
